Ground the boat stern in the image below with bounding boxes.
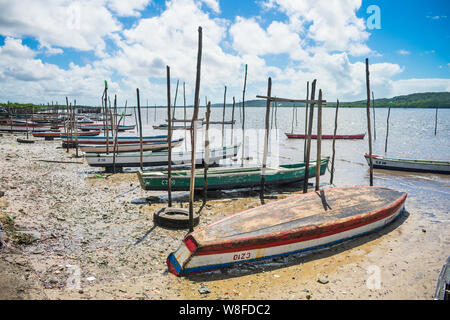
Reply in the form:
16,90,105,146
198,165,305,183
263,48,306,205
166,236,197,276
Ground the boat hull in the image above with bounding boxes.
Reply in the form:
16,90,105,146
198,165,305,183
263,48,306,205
138,159,328,191
86,144,240,168
286,133,365,139
80,138,183,153
167,186,407,276
365,154,450,174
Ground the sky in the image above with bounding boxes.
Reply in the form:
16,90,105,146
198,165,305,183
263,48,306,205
0,0,448,106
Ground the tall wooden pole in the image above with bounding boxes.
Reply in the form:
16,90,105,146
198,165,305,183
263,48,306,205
372,91,376,140
74,99,79,157
303,80,316,193
112,95,119,173
203,101,211,204
166,66,173,207
330,99,339,185
230,96,235,143
315,89,323,191
104,81,109,154
172,79,179,121
385,102,391,153
365,58,374,186
303,81,309,162
65,97,70,152
183,82,187,151
241,64,248,167
260,77,272,203
189,26,203,233
222,85,227,146
434,106,438,135
136,88,144,170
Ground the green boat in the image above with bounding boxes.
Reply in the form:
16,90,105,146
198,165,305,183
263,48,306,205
137,157,329,191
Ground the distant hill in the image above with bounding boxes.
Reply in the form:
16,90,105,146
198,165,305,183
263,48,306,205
212,92,450,108
2,92,450,110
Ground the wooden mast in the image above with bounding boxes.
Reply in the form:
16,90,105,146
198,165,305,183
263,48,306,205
188,26,203,233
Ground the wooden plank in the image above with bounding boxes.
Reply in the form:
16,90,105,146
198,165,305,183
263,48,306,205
256,95,326,104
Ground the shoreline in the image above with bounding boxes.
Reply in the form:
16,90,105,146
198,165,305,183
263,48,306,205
0,132,447,300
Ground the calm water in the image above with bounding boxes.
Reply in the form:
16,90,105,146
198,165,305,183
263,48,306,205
120,104,450,216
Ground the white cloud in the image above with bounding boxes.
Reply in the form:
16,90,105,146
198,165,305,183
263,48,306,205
107,0,152,17
199,0,220,13
397,49,410,56
0,0,121,56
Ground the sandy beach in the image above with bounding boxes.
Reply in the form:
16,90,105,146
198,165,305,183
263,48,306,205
0,132,448,300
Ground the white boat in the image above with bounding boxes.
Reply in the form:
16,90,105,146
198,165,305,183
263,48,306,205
364,153,450,174
86,144,240,168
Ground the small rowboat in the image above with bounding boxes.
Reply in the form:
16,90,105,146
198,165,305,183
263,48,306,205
138,158,329,191
285,133,365,139
86,144,239,168
364,154,450,174
78,124,135,131
60,134,168,145
167,186,407,276
434,255,450,300
0,126,50,133
80,138,183,153
32,130,100,138
153,123,203,130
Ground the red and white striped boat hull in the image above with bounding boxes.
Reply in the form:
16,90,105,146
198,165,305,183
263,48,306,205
167,186,407,276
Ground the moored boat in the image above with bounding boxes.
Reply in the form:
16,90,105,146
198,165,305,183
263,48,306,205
60,134,168,145
167,186,407,276
86,144,240,168
138,158,329,191
364,153,450,174
286,133,365,139
80,138,183,153
33,130,101,138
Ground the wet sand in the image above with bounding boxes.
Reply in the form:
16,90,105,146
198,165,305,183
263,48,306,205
0,132,448,300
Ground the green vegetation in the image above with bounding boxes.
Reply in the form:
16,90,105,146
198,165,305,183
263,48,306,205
2,92,449,109
214,92,450,108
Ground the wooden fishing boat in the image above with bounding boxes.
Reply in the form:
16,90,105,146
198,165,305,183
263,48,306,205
434,255,450,300
0,126,50,133
138,158,329,191
32,130,100,138
167,186,407,276
86,144,240,168
80,138,183,153
364,154,450,174
60,134,168,145
16,138,35,144
153,123,203,130
78,124,135,131
285,133,365,140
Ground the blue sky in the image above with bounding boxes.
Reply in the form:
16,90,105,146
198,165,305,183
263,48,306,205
0,0,448,105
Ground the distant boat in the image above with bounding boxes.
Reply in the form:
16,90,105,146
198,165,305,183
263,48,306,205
138,158,329,191
86,144,240,168
286,133,365,140
364,153,450,174
167,186,407,276
80,138,183,154
0,126,50,133
153,122,203,130
60,134,168,145
78,124,135,131
32,130,101,138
